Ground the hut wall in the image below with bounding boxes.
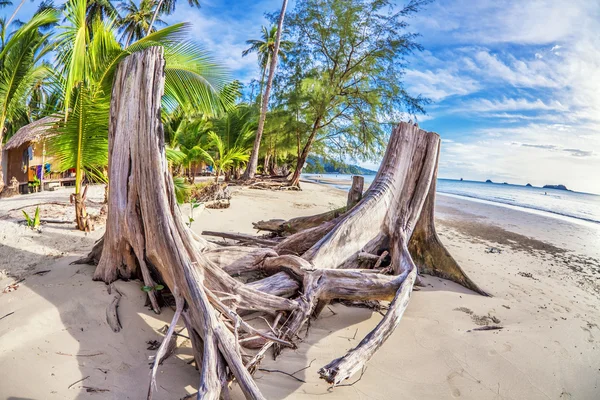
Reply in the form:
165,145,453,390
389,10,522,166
6,143,28,184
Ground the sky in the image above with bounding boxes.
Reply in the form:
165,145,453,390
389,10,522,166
4,0,600,194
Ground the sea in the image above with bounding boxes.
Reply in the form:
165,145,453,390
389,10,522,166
301,174,600,225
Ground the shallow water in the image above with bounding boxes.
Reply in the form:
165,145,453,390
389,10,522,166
301,174,600,225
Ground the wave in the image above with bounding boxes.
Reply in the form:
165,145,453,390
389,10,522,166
437,190,600,225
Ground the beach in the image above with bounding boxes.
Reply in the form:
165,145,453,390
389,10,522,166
1,182,599,399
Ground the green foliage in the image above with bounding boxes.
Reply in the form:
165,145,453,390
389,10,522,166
198,131,250,181
141,284,165,292
304,156,377,175
22,206,41,229
0,8,58,142
279,0,429,168
118,0,165,46
48,0,234,196
187,198,202,227
173,175,190,204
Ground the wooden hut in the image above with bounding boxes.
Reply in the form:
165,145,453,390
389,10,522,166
2,116,75,193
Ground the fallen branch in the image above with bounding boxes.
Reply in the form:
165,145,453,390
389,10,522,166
202,230,279,247
106,292,122,333
469,325,504,332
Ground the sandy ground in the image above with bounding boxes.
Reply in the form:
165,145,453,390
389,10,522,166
0,182,599,399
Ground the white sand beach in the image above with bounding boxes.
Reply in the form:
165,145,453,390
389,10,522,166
0,182,599,399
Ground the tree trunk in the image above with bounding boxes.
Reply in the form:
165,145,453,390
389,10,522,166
71,185,93,232
0,132,4,193
242,0,289,180
262,152,270,175
86,48,484,398
146,0,164,36
347,176,364,209
289,117,321,187
408,148,489,296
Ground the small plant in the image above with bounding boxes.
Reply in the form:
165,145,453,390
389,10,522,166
28,177,41,193
187,198,202,227
141,284,165,292
22,206,41,230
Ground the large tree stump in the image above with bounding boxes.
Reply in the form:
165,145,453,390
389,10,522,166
87,47,485,399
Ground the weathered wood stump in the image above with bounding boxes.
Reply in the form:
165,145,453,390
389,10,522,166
347,175,364,209
84,48,485,399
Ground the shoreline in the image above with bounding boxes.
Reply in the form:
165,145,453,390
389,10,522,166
302,175,600,227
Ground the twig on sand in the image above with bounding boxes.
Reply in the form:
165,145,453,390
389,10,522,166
291,358,317,376
469,325,504,332
258,358,316,384
0,311,14,321
68,375,90,389
33,270,51,276
258,368,306,383
83,386,110,393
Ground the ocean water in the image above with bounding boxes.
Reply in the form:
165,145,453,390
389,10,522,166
301,174,600,225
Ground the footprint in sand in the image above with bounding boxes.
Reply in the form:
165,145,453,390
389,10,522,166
446,370,464,398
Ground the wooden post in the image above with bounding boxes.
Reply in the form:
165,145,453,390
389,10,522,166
346,175,364,209
40,140,45,192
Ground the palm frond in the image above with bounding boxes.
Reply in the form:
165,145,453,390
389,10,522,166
172,176,190,204
48,86,109,186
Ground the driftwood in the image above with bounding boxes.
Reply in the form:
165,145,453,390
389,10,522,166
347,176,364,209
106,291,122,333
81,48,485,399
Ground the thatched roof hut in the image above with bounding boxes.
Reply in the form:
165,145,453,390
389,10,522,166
4,115,59,150
3,116,62,191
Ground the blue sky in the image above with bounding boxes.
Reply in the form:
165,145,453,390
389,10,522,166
4,0,600,193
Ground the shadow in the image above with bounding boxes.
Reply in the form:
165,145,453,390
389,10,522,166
0,240,199,399
0,234,382,399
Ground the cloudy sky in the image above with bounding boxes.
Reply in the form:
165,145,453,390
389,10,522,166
5,0,600,193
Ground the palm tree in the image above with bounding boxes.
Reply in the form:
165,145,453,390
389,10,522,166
242,25,292,106
0,8,58,192
118,0,165,46
242,0,289,180
147,0,200,35
49,0,233,230
199,131,249,183
210,103,257,179
86,0,119,26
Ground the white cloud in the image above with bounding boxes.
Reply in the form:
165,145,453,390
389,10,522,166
165,1,281,84
439,123,600,193
404,69,480,101
461,98,567,113
415,0,597,46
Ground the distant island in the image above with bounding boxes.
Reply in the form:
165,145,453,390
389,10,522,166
543,184,569,191
485,179,493,183
304,155,378,175
526,183,532,187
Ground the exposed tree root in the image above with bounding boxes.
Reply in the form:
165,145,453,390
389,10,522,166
82,48,487,399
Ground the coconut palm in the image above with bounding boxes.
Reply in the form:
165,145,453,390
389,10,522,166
242,25,292,105
118,0,165,46
241,1,290,180
86,0,119,25
198,131,249,183
147,0,201,35
49,0,233,230
0,8,58,192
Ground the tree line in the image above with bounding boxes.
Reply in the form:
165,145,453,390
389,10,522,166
0,0,429,230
